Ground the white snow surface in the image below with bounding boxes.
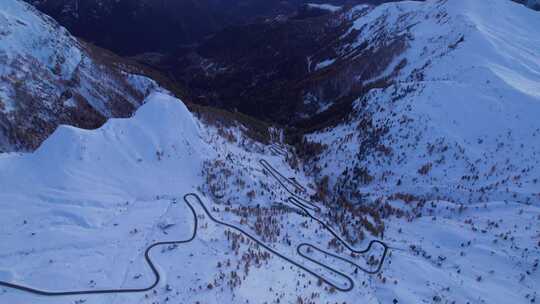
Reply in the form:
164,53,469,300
307,3,342,12
0,92,204,198
314,58,336,70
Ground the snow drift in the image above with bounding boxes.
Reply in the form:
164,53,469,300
0,92,205,200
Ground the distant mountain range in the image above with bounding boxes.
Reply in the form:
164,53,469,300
23,0,363,55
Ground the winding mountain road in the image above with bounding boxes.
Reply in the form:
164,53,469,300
259,159,390,280
0,156,390,296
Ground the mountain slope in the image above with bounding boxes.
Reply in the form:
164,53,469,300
0,92,365,304
117,1,417,125
0,0,158,152
1,93,538,304
301,0,540,204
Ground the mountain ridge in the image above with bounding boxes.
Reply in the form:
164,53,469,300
0,0,159,152
300,0,540,205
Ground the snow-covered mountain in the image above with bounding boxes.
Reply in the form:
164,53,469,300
0,0,539,304
0,0,157,152
302,0,540,205
0,92,371,304
291,2,540,302
1,94,538,304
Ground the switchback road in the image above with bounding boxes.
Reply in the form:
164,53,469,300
0,157,389,296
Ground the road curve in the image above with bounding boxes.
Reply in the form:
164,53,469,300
269,144,289,159
0,199,199,296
